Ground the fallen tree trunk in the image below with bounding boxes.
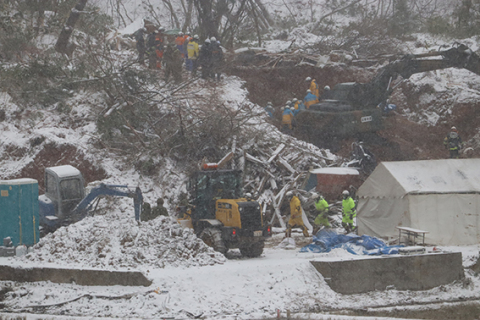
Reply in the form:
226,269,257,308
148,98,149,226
55,0,88,56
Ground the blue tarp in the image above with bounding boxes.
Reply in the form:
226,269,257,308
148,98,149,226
300,229,403,255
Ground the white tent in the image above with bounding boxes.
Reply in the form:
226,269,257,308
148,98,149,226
357,159,480,246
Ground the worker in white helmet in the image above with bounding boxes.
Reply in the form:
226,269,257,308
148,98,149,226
281,106,294,135
341,190,356,233
444,126,463,158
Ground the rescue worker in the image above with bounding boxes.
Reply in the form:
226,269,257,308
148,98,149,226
146,29,157,69
199,38,213,79
444,126,463,158
281,105,294,135
175,32,186,58
304,89,319,109
305,77,319,97
155,28,165,69
210,37,224,81
187,34,200,75
134,27,146,65
341,190,356,234
313,194,330,234
264,101,274,118
163,42,183,83
140,201,152,221
286,191,309,238
151,198,169,218
292,98,305,116
320,85,332,100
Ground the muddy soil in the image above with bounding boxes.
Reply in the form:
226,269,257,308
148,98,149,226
229,63,479,165
6,143,107,193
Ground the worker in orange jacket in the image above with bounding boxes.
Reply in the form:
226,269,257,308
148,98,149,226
175,32,186,58
155,28,165,69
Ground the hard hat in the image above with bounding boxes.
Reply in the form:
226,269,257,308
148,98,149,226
305,77,312,82
158,27,165,32
451,126,457,131
245,192,252,198
324,85,330,90
342,190,349,196
286,191,294,197
210,36,216,42
193,34,199,39
205,39,211,44
179,32,184,36
284,106,290,110
286,100,292,105
306,89,311,93
267,101,272,105
292,98,298,102
311,193,320,200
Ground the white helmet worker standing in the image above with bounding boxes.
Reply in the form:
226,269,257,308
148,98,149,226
341,190,356,234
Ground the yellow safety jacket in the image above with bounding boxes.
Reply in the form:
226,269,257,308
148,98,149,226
187,40,199,59
309,79,319,98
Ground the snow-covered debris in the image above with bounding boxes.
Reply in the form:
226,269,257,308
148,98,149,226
21,215,226,270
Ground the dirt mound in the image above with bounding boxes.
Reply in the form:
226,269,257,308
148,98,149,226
8,142,107,192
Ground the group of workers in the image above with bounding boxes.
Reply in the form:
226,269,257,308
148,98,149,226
134,26,224,83
141,198,169,221
284,189,356,238
267,77,331,134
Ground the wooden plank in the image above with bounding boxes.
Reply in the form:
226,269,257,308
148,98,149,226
217,151,234,169
256,176,268,194
270,196,286,229
245,153,266,166
267,143,285,163
269,178,277,190
277,157,296,174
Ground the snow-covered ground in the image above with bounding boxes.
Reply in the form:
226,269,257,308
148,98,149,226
1,231,480,319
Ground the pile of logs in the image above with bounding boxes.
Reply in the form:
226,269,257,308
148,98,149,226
239,140,337,228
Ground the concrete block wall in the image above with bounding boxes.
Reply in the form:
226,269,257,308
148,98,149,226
311,252,464,294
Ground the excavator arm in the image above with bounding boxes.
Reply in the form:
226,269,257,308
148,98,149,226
71,183,143,221
352,43,480,109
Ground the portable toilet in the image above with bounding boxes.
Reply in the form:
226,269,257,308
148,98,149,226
0,178,39,246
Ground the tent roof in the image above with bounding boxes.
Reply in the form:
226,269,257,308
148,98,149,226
381,159,480,194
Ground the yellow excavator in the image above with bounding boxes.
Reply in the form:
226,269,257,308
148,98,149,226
178,165,271,257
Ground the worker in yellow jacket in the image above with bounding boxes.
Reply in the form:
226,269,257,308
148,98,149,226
286,191,309,238
342,190,356,233
304,89,319,109
281,106,294,134
187,34,200,75
305,77,319,97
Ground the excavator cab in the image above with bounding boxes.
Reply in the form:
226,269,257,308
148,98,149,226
39,165,86,228
183,168,271,257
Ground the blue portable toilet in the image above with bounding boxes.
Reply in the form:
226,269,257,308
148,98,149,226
0,178,39,246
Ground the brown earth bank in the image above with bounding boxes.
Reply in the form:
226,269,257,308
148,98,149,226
229,63,479,163
7,143,107,193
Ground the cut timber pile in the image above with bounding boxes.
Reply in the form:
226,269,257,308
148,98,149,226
231,138,337,227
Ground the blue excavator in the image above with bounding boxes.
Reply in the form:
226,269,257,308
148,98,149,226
39,165,142,233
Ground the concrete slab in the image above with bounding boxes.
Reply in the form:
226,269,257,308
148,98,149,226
311,252,464,294
0,265,152,287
